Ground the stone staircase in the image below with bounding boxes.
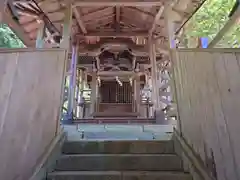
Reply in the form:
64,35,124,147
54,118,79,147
47,139,192,180
66,124,175,141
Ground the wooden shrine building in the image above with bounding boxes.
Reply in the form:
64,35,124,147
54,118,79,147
1,0,240,180
0,0,205,123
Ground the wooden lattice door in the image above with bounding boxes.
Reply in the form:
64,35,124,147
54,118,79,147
98,81,133,115
100,81,132,103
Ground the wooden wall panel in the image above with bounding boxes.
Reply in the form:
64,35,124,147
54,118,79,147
172,49,240,180
0,49,66,180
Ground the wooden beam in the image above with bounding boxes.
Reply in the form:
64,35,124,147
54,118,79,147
208,7,240,48
149,6,165,35
35,21,45,48
97,71,135,76
73,7,87,34
96,51,153,57
149,36,160,109
77,51,153,57
95,56,100,70
77,31,148,37
78,39,149,52
82,37,143,48
60,3,72,49
74,0,162,7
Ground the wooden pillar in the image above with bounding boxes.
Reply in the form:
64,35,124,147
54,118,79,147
166,15,183,129
78,69,85,118
73,44,78,97
81,70,86,97
90,73,97,116
36,21,45,48
76,69,82,118
134,76,140,115
75,68,80,117
60,3,72,49
66,44,78,121
149,36,160,111
157,65,163,109
167,19,176,48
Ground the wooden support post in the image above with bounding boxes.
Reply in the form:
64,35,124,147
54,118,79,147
78,69,84,118
157,65,163,109
90,73,97,116
81,70,85,97
60,3,72,49
167,19,176,48
73,44,79,98
134,75,141,116
73,44,78,117
36,21,45,48
75,68,80,117
133,77,137,113
149,36,160,111
66,45,78,121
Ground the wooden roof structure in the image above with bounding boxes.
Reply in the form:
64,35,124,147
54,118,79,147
4,0,205,56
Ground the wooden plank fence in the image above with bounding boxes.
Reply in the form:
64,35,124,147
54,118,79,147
0,48,66,180
172,49,240,180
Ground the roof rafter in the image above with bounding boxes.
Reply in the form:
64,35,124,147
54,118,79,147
73,7,87,34
149,6,165,35
77,30,148,37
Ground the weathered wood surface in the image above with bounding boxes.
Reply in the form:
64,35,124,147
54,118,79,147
172,49,240,180
0,48,66,180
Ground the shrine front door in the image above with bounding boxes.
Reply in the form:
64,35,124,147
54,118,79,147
96,81,135,117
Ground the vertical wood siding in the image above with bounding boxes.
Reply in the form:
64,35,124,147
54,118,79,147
172,49,240,180
0,49,66,180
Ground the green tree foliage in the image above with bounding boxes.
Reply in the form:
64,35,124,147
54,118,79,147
182,0,239,47
0,23,25,48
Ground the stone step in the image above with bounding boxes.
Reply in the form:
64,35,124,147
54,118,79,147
76,124,174,133
81,131,155,140
55,154,182,171
48,171,192,180
62,140,174,154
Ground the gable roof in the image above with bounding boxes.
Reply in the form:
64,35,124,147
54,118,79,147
5,0,204,54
